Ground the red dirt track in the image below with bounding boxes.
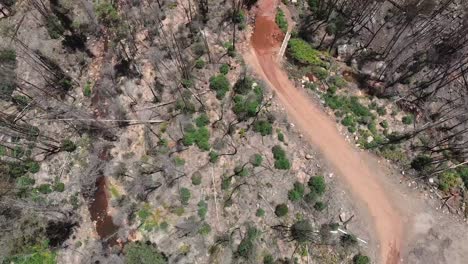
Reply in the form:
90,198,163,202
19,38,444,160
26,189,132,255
245,0,403,263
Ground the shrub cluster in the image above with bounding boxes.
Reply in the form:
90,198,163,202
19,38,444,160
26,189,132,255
287,38,324,66
275,8,288,33
272,145,291,170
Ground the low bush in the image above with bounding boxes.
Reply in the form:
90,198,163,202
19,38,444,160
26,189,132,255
288,38,324,66
411,155,432,171
275,203,288,217
311,66,328,80
253,119,273,136
354,254,370,264
191,172,202,185
209,74,230,99
275,8,288,33
288,181,305,201
256,208,265,217
308,175,326,195
124,242,167,264
439,170,462,192
197,200,208,220
183,126,210,151
236,226,260,259
61,140,77,152
219,64,229,75
272,145,291,170
179,187,191,206
250,154,263,167
195,58,205,69
314,201,326,211
195,113,210,127
402,114,414,125
209,151,219,163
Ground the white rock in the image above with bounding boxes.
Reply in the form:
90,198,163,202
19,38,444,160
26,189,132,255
329,173,334,178
367,136,374,143
428,178,434,184
305,154,313,160
339,212,347,222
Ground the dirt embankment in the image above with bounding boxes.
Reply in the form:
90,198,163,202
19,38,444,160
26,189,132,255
244,0,403,263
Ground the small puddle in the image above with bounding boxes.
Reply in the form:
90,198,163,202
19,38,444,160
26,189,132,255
89,176,119,246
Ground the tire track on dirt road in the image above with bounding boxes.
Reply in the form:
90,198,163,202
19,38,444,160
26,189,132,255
244,0,403,263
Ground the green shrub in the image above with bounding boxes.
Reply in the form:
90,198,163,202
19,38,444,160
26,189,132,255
411,155,432,171
275,8,288,33
288,38,324,66
124,242,167,264
341,115,356,128
354,254,371,264
277,131,285,142
191,172,202,185
328,75,347,88
271,145,291,170
61,140,77,152
195,58,205,69
439,170,462,192
37,184,53,194
274,158,291,170
275,203,288,217
83,82,92,97
174,156,185,166
209,74,230,99
95,1,120,27
308,175,326,195
250,154,263,167
195,113,210,127
181,78,193,88
341,234,358,248
0,48,16,62
219,64,229,75
54,182,65,192
314,201,326,211
234,77,254,95
402,114,414,125
376,106,387,116
232,93,262,120
12,95,30,109
256,208,265,217
192,42,206,56
183,126,210,151
26,160,40,173
253,119,272,136
198,222,211,235
264,254,275,264
197,200,208,220
237,226,260,258
288,181,305,201
380,120,389,128
179,187,191,205
232,10,245,24
327,85,337,94
46,16,65,39
323,94,344,110
209,151,219,163
5,241,57,264
16,176,35,188
304,190,318,204
311,66,328,80
458,166,468,189
272,145,286,160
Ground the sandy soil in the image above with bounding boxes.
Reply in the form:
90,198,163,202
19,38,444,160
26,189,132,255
245,0,403,262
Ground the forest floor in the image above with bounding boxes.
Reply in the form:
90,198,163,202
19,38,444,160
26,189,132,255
242,0,468,263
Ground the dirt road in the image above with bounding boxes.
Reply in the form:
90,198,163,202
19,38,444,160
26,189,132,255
244,0,403,263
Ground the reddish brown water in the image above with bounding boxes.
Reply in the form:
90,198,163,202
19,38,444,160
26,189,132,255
246,0,403,263
89,176,119,246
